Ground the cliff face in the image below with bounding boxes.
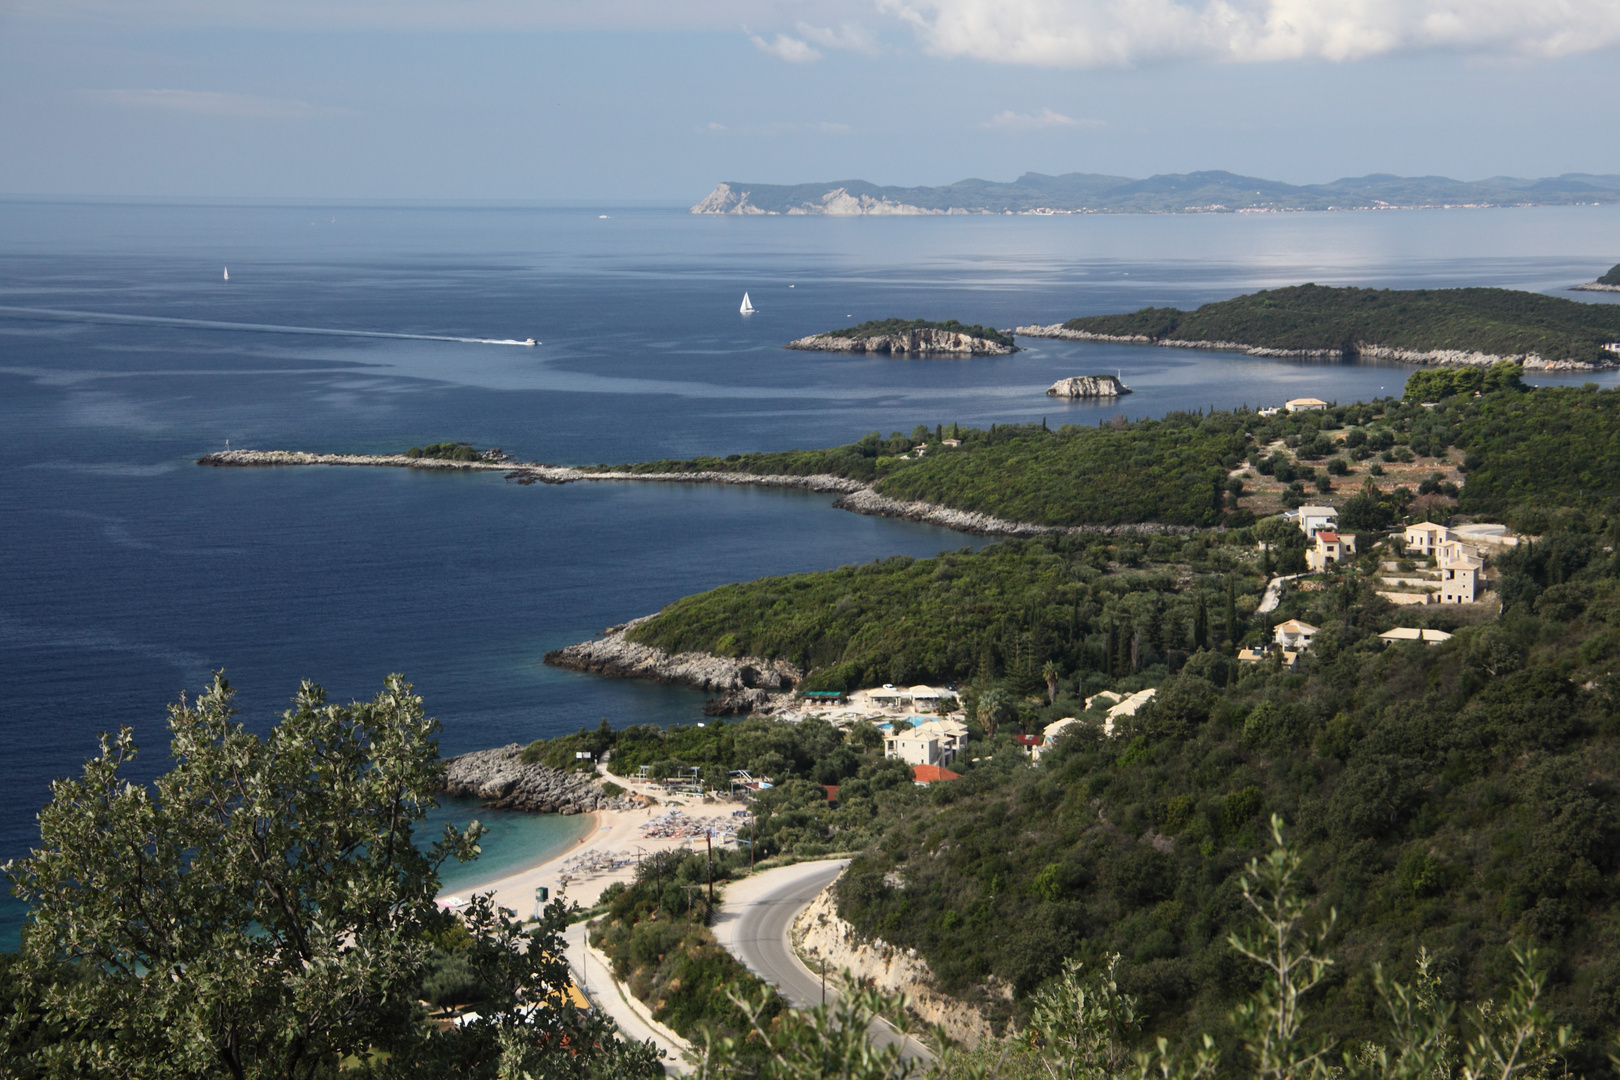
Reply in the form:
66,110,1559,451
786,328,1016,357
544,616,802,695
438,744,629,814
1047,375,1131,398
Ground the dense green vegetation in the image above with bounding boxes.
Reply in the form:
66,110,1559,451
627,534,1262,694
833,522,1620,1074
406,441,481,461
1401,361,1525,402
823,318,1015,348
1,676,661,1080
590,849,778,1051
1060,284,1620,365
1598,263,1620,286
590,382,1620,532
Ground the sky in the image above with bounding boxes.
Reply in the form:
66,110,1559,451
2,0,1618,203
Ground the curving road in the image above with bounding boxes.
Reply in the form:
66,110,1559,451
712,859,932,1062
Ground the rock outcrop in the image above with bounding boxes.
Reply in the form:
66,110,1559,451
1571,283,1620,293
438,744,629,814
1047,375,1131,398
787,329,1017,357
544,617,803,695
832,487,1205,539
1013,325,1610,371
793,876,999,1045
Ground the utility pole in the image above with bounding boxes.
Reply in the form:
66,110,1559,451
821,957,827,1006
706,829,714,907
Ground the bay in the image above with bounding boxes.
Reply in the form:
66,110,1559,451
3,200,1619,947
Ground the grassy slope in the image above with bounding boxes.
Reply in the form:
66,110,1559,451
1060,285,1620,364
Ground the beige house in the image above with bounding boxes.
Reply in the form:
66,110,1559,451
1403,521,1450,556
1274,619,1318,651
1032,716,1084,762
1305,530,1357,571
884,718,968,768
1239,646,1300,669
1083,688,1158,737
1439,554,1482,604
1286,397,1329,412
1379,628,1453,645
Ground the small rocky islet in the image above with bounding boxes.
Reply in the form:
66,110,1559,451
786,317,1017,356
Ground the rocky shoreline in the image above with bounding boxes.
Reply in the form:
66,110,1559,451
832,487,1208,539
544,616,802,713
438,744,633,814
1013,324,1610,371
786,328,1017,357
1572,282,1620,293
197,449,1210,540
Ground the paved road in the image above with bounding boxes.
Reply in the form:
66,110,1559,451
712,860,933,1063
1258,572,1307,614
563,921,687,1075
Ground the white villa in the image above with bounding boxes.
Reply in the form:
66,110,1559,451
1273,619,1319,651
884,717,968,769
1286,397,1329,412
1083,688,1158,737
1295,505,1338,538
1032,716,1084,761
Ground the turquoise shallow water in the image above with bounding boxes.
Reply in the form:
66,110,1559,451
426,796,597,896
3,200,1620,948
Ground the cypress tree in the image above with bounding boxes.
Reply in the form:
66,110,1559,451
1225,576,1238,644
1193,595,1209,650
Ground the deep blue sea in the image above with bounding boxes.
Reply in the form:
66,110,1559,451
4,200,1619,946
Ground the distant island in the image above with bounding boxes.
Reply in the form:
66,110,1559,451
1017,284,1620,370
786,318,1017,357
690,171,1620,216
1573,261,1620,293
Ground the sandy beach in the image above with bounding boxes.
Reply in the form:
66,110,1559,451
442,777,752,919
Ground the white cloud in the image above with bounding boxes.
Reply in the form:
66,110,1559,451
796,20,880,53
985,107,1100,130
749,32,824,62
876,0,1620,67
88,89,348,118
700,119,853,136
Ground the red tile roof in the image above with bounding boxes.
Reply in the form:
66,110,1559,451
1317,531,1340,542
912,764,961,784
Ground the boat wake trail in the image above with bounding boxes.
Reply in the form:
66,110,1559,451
0,306,539,346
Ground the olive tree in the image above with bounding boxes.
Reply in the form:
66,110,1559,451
3,673,660,1080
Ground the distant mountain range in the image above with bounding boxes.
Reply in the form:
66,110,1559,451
689,171,1620,216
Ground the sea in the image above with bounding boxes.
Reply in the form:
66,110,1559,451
4,199,1619,947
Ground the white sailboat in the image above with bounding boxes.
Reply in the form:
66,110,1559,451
223,267,229,281
739,292,755,315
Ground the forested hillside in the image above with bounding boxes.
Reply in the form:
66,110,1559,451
625,533,1263,693
1059,285,1620,365
835,524,1620,1073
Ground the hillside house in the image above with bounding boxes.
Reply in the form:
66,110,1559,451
1274,619,1319,651
884,717,968,768
1032,716,1084,762
911,764,960,785
1295,505,1338,537
1239,646,1300,669
1305,530,1357,571
1404,521,1450,556
1438,553,1482,604
1380,627,1454,645
1286,397,1329,412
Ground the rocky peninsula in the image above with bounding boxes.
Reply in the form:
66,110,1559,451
787,318,1017,357
544,616,802,715
438,744,633,814
1572,263,1620,292
1046,374,1131,398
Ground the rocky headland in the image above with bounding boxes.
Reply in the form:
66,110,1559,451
544,616,801,713
1046,374,1131,398
1572,283,1620,293
438,744,633,814
787,328,1017,357
1014,324,1606,372
198,450,1207,546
